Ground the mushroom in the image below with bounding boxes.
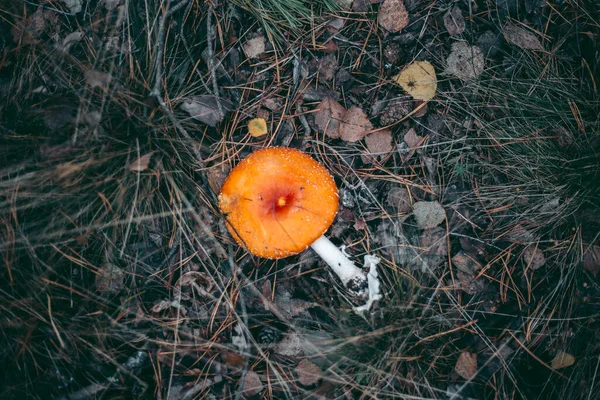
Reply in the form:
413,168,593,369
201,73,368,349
218,147,381,310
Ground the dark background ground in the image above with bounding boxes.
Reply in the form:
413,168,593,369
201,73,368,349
0,0,599,399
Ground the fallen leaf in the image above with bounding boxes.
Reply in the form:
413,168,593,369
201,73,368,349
327,17,346,32
318,54,339,82
378,0,409,33
421,227,448,258
55,31,84,52
295,360,322,386
455,352,477,379
393,61,437,101
452,251,480,275
444,6,465,36
339,106,373,142
403,127,423,149
413,201,446,230
243,36,266,59
523,245,545,270
129,152,154,172
248,118,268,137
95,264,124,294
242,371,263,396
365,129,393,157
551,351,575,369
386,186,412,214
583,245,600,277
61,0,83,14
180,95,234,127
84,70,112,88
506,224,536,244
445,42,484,81
503,24,544,50
452,251,486,294
314,97,346,139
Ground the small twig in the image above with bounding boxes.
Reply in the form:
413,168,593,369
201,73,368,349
205,5,224,117
166,0,190,17
150,0,172,97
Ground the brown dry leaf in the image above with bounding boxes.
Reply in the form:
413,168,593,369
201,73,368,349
84,70,112,88
583,245,600,277
365,129,393,157
378,0,409,33
503,24,544,50
129,152,154,172
404,127,423,150
243,36,266,59
444,6,465,36
295,359,322,387
314,97,346,139
248,117,268,137
393,61,437,101
339,106,373,142
551,351,575,370
455,352,477,379
523,245,545,271
242,370,263,396
318,54,339,82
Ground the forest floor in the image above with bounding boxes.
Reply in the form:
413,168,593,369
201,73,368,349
1,0,599,399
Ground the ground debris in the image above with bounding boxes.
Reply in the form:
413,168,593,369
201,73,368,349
503,24,544,50
243,36,266,59
551,351,575,369
364,129,393,160
242,371,263,396
94,263,124,294
339,106,373,142
315,97,346,139
413,201,446,230
455,351,477,379
444,6,465,37
393,61,438,101
445,42,484,81
180,95,234,127
523,245,545,271
583,245,600,277
129,152,154,172
295,360,322,386
378,0,409,33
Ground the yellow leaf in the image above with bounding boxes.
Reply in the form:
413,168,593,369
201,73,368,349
393,61,437,101
248,118,268,137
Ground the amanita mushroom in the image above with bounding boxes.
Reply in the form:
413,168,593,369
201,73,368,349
218,147,381,309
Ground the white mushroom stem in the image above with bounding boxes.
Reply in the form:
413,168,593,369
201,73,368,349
309,235,383,312
310,235,365,288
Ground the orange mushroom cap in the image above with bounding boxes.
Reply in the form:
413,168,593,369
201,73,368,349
218,147,339,259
